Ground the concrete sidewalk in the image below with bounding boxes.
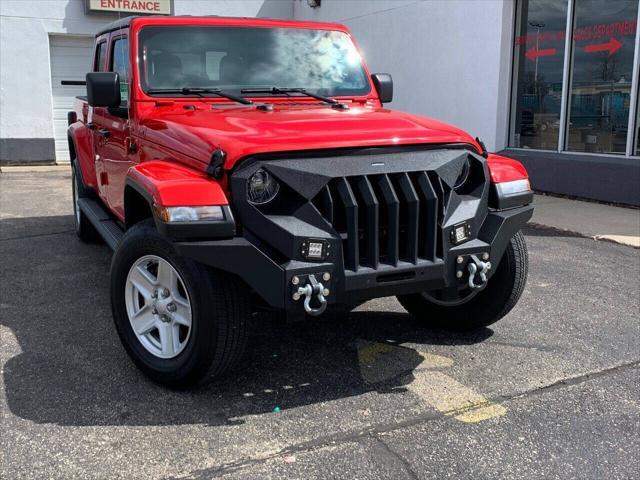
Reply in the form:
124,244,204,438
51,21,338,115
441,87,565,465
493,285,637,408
531,194,640,248
1,164,69,172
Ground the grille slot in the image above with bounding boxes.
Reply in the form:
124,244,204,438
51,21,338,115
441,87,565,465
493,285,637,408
313,172,442,271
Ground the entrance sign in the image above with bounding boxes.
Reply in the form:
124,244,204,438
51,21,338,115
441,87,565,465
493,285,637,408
87,0,171,15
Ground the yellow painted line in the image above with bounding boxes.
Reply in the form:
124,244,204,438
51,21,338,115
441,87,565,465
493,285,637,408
406,371,507,423
356,339,414,385
357,340,396,365
356,340,506,423
417,352,455,369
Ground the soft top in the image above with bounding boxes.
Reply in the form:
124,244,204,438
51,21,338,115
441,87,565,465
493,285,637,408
95,15,139,37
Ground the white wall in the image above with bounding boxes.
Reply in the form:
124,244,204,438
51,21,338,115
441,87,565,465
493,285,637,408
0,0,292,159
173,0,292,17
0,0,513,160
0,1,107,142
293,0,514,151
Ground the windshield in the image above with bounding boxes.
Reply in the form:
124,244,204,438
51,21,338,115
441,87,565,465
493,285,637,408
138,26,370,97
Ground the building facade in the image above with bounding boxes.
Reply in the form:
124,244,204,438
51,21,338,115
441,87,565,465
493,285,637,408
1,0,638,205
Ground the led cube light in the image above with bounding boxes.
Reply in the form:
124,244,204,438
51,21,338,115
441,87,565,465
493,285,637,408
307,242,324,258
300,238,330,261
450,222,471,245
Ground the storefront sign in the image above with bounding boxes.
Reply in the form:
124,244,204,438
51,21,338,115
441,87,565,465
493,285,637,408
515,19,637,46
87,0,171,15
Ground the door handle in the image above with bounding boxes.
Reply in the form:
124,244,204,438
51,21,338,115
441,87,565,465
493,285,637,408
98,129,111,138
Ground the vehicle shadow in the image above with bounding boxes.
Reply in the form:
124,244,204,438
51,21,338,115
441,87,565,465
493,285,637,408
0,215,492,427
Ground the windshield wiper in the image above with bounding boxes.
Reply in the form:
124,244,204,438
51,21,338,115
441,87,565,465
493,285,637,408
241,87,347,109
147,87,253,105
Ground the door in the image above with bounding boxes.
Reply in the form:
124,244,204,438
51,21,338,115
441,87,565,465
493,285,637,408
94,34,132,219
49,35,94,163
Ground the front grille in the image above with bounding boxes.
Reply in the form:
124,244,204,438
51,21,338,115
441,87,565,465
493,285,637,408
312,172,445,271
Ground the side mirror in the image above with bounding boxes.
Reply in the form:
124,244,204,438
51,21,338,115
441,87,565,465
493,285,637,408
86,72,121,107
371,73,393,103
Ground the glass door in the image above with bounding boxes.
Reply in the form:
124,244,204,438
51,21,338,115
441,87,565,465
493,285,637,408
566,0,639,154
511,0,569,150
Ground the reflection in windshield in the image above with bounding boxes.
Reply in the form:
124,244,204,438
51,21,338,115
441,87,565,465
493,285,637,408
263,29,364,89
139,26,369,96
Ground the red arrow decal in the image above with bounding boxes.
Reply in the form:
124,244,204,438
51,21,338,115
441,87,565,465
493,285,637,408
583,37,623,56
525,47,557,61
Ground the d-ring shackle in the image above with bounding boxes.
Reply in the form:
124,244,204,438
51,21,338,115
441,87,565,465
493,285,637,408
296,274,327,316
467,254,492,289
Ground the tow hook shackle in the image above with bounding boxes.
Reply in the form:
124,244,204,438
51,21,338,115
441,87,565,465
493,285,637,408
292,274,328,316
467,254,491,289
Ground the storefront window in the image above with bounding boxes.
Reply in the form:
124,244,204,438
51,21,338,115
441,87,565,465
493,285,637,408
511,0,640,156
567,0,638,154
511,0,568,150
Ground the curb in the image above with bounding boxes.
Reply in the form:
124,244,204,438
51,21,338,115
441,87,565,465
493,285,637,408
527,222,640,249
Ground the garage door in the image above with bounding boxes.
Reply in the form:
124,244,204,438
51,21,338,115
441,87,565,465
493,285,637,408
49,35,94,163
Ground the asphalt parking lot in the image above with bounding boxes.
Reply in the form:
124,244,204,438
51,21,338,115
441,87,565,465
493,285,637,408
1,169,639,480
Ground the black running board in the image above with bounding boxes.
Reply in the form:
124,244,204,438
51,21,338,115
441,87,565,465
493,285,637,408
77,198,124,250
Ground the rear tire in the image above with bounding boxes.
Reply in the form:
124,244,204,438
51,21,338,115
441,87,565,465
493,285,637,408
397,231,528,331
110,219,250,388
71,162,101,243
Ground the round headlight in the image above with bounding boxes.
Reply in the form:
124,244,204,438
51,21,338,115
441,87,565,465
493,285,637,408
453,157,471,191
247,169,280,205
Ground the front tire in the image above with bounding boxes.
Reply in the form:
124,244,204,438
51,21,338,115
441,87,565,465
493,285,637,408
397,231,528,331
110,219,250,388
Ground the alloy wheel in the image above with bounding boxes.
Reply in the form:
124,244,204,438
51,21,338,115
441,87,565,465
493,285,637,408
125,255,193,359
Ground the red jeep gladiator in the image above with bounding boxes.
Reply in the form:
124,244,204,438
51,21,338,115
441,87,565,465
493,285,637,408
68,16,533,388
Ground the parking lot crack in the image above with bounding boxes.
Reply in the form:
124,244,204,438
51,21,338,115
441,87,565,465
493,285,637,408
372,436,421,480
0,229,74,242
501,360,640,402
172,360,640,479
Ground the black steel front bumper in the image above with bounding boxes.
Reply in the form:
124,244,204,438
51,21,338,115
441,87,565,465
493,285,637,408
173,147,533,318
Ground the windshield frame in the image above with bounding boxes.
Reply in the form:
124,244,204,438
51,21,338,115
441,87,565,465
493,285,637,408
136,24,373,101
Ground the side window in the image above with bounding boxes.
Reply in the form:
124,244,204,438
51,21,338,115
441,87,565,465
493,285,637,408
111,37,129,105
95,42,107,72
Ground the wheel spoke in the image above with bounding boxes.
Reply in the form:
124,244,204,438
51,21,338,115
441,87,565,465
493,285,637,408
129,265,157,300
157,260,177,292
158,322,180,356
130,305,158,335
172,302,192,327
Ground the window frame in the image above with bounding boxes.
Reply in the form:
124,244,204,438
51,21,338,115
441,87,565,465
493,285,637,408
94,40,108,72
108,31,130,108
